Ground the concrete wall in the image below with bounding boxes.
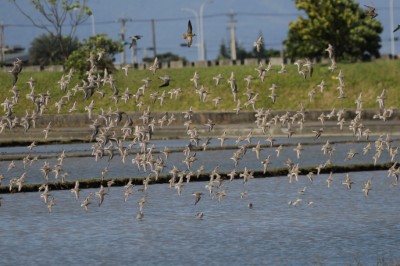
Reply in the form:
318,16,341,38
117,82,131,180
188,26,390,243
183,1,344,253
1,57,288,73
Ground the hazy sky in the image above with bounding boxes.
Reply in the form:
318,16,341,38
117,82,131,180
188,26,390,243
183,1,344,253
0,0,398,63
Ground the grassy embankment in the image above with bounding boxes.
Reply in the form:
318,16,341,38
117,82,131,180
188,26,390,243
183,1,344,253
0,59,399,117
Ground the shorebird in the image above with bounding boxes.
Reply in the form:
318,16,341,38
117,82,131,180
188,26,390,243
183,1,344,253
317,80,326,92
71,180,80,200
192,192,203,205
159,75,171,87
9,58,23,86
129,35,142,49
240,167,254,184
306,171,314,183
275,144,283,157
325,44,334,59
362,179,372,197
47,197,56,213
7,160,16,172
149,57,159,74
95,185,107,206
195,212,204,220
81,193,93,211
253,35,263,52
364,5,378,18
345,149,358,160
238,190,248,200
312,128,324,140
288,198,302,207
212,73,223,86
261,155,271,174
183,20,196,47
136,211,144,220
294,142,304,159
394,24,400,33
298,186,307,195
342,173,354,190
326,171,333,188
227,169,237,182
252,141,262,160
277,63,286,74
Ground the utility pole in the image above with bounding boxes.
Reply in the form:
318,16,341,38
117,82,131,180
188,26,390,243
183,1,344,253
151,19,157,57
229,12,237,60
0,23,4,63
118,16,132,65
390,0,396,57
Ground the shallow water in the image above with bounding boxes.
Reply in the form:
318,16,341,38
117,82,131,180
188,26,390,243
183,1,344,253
0,135,395,184
0,170,399,265
0,136,399,265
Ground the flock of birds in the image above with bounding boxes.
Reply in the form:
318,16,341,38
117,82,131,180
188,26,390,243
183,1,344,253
0,5,399,220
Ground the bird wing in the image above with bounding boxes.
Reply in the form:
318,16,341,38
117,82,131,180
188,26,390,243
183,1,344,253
187,20,193,34
364,5,374,11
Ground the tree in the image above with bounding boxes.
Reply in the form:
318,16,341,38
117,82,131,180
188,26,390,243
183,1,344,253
11,0,92,61
29,34,78,67
143,52,187,63
284,0,383,61
64,34,123,78
217,39,230,59
217,37,281,61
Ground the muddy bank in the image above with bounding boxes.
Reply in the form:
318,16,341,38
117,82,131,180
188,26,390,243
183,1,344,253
0,162,393,194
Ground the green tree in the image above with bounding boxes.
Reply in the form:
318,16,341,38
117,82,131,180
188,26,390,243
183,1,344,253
217,39,230,59
11,0,92,61
64,34,123,78
143,52,187,63
236,44,252,60
284,0,383,61
29,34,78,67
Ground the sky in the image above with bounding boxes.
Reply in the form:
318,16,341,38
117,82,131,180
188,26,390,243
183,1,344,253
0,0,399,64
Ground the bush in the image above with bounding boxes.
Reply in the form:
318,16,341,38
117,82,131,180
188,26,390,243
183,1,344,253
64,34,123,79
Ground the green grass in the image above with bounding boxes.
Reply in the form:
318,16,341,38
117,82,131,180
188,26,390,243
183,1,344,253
1,59,400,116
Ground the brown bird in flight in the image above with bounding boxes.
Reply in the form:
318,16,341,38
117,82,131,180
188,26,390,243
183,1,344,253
183,20,196,47
364,5,378,18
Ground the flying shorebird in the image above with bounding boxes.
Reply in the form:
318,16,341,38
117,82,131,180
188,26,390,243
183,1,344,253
81,193,93,211
71,180,80,200
312,128,324,140
342,173,354,190
149,57,159,74
253,36,263,53
212,73,223,85
192,192,203,205
362,179,372,197
364,5,378,18
325,44,334,59
95,185,107,206
129,35,142,49
183,20,196,47
159,75,171,88
9,58,23,86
